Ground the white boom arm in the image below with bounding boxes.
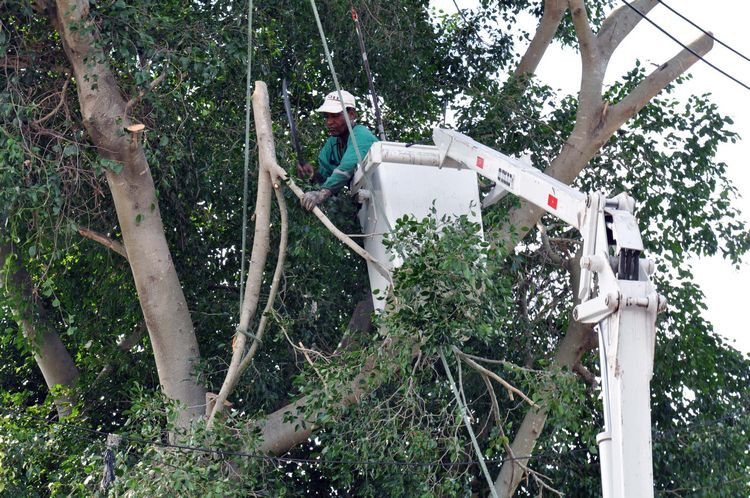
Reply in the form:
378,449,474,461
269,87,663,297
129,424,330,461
433,128,666,498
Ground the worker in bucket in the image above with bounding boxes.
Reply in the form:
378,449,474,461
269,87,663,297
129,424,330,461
298,90,379,211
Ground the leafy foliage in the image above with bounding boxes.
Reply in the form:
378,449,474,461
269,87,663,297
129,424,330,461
0,0,748,496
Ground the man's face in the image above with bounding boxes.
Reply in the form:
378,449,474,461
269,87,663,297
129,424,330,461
323,109,355,137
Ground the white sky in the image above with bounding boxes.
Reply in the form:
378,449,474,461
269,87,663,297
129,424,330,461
433,0,750,354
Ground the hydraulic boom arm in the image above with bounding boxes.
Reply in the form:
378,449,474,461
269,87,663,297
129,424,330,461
433,128,666,498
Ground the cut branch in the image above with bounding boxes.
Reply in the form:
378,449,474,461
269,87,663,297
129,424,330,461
207,81,275,428
78,227,127,259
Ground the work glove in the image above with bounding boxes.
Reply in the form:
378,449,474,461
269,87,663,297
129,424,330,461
297,162,314,179
301,188,331,211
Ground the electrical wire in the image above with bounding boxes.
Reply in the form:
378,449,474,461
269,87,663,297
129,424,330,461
656,0,750,64
621,0,750,92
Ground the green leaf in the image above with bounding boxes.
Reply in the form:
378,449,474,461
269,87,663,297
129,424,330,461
62,144,78,157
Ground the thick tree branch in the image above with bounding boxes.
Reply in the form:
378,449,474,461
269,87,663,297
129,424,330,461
0,240,80,417
238,184,288,374
494,251,591,496
569,0,598,70
513,0,567,78
597,0,658,57
607,34,714,133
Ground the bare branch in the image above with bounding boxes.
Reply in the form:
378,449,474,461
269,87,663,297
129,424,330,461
208,81,274,428
78,227,127,259
569,0,598,70
606,33,714,135
33,75,71,126
597,0,658,58
238,183,289,373
572,362,597,388
125,71,167,114
453,347,538,408
537,223,565,266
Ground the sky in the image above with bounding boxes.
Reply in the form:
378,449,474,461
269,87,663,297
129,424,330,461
433,0,750,355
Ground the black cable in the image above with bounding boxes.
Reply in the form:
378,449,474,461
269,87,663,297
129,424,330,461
656,0,750,64
621,0,750,92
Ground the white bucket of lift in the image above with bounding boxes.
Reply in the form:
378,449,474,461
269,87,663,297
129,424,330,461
352,142,483,310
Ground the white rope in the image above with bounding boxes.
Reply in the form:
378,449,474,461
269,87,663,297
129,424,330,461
239,0,254,310
309,0,364,166
440,348,500,498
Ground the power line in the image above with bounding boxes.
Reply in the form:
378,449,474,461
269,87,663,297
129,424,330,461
656,0,750,64
621,0,750,92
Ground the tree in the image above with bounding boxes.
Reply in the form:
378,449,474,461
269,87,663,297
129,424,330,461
1,0,747,495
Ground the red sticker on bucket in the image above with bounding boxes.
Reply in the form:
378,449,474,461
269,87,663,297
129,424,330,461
476,156,484,169
548,194,558,209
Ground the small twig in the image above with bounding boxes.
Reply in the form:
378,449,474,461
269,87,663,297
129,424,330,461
572,362,597,389
537,223,565,266
78,227,127,259
33,76,70,126
300,341,330,396
125,71,167,113
453,347,538,408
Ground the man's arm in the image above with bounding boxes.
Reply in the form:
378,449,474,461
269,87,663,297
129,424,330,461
321,127,378,192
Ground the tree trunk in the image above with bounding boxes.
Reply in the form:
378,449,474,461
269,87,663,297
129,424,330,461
0,241,79,418
49,0,206,426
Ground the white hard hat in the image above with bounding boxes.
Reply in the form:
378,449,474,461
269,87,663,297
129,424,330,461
316,90,356,113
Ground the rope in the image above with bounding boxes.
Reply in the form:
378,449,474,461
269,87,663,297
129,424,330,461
239,0,254,311
440,348,500,498
351,7,386,141
309,0,364,166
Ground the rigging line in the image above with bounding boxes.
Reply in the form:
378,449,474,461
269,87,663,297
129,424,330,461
239,0,254,312
351,7,386,141
440,348,500,498
656,0,750,64
621,0,750,92
309,0,364,166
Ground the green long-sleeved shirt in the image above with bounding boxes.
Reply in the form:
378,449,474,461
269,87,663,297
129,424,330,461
318,124,379,192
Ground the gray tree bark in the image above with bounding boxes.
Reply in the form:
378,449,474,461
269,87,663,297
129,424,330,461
48,0,206,426
0,240,79,417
